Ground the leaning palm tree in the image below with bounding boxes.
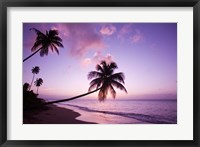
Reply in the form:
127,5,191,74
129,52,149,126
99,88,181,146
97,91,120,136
34,78,43,95
29,66,40,90
44,60,127,105
23,28,64,62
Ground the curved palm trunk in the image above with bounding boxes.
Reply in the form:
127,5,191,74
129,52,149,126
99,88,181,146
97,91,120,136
23,48,41,62
44,88,101,105
29,74,35,90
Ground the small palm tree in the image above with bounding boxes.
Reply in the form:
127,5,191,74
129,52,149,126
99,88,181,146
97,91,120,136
23,28,64,62
44,60,127,105
29,66,40,90
23,83,30,92
34,78,43,95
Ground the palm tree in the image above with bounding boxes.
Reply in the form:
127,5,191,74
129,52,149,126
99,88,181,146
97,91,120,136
44,60,127,105
23,28,64,62
88,60,127,101
29,66,40,90
34,78,43,94
23,83,30,92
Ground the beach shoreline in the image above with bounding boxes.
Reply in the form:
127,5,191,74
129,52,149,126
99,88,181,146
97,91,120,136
23,104,97,124
63,104,150,124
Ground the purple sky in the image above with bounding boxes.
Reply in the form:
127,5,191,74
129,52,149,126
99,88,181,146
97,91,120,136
23,23,177,100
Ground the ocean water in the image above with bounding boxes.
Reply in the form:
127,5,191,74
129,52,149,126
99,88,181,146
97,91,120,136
50,98,177,124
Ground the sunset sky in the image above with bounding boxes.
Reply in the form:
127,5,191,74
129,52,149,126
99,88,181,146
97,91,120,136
23,23,177,100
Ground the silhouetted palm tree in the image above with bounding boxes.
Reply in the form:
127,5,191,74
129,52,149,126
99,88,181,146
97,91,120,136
29,66,40,90
23,28,64,62
88,60,127,101
23,83,30,92
44,60,127,105
34,78,43,94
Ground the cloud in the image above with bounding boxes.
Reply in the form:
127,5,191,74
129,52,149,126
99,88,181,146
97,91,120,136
82,58,92,67
130,30,143,43
117,25,143,43
51,24,105,57
118,24,131,36
93,51,113,64
51,24,69,37
82,51,114,67
100,24,116,36
117,24,132,41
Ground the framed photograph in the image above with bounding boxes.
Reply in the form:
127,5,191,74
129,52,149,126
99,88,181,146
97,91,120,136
0,0,199,146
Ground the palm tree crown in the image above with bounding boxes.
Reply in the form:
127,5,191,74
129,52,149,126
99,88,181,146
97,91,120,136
35,78,43,87
88,60,127,101
23,28,64,62
32,66,40,74
34,78,43,94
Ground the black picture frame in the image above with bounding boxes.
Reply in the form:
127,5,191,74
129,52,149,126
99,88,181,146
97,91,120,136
0,0,199,146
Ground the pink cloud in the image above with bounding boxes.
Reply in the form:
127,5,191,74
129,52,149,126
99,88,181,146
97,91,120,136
117,24,132,41
81,51,114,67
117,25,143,43
130,30,143,43
82,58,92,67
100,24,116,36
93,51,113,64
118,24,132,35
51,24,106,57
51,24,69,37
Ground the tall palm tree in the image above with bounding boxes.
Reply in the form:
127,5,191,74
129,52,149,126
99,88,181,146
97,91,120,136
34,78,43,94
44,60,127,105
23,28,64,62
29,66,40,90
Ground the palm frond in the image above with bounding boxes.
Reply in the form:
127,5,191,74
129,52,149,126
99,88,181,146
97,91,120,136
109,85,116,98
54,47,59,55
89,78,103,89
39,46,48,57
88,71,103,80
109,62,118,70
52,36,63,42
96,64,104,73
30,28,46,37
49,29,59,37
109,72,125,84
88,83,98,92
52,40,64,48
50,44,54,52
100,61,107,71
111,80,127,93
31,40,43,51
50,44,59,54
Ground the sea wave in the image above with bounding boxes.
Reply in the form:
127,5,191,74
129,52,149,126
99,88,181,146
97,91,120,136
62,104,176,124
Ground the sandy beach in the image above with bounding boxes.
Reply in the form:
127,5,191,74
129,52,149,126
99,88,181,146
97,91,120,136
23,103,151,124
23,104,96,124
